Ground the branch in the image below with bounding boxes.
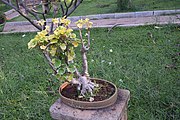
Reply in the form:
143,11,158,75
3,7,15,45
42,0,51,14
85,29,90,50
31,9,46,30
1,0,42,30
18,12,42,30
66,0,83,17
50,1,59,33
75,67,81,77
30,2,49,17
79,29,89,77
64,0,68,8
19,3,40,21
64,0,74,15
42,14,46,30
43,50,57,74
79,29,85,49
1,0,16,9
24,0,27,14
15,0,19,10
67,0,75,8
59,1,65,16
31,9,46,15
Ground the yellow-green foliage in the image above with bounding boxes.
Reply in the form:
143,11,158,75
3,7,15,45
28,17,92,81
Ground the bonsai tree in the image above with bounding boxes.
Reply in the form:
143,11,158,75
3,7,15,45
1,0,97,97
28,17,96,96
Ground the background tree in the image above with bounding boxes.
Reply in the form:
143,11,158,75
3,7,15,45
1,0,97,97
117,0,132,11
0,0,83,31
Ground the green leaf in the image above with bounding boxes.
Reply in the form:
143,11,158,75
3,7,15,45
72,41,78,47
28,39,37,49
67,73,74,81
57,68,66,75
54,59,61,69
50,39,58,44
67,63,76,73
67,66,75,73
46,69,54,74
60,43,66,51
52,59,56,64
67,47,75,61
50,47,57,56
68,54,74,61
59,75,67,81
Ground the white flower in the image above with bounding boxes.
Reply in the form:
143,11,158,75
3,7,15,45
108,62,112,65
109,49,113,52
2,48,4,50
103,46,105,48
22,34,26,37
85,33,88,36
91,59,94,62
92,39,94,41
101,60,105,63
119,79,123,83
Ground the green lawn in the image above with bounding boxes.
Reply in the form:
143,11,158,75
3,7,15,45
0,24,4,32
132,0,180,11
0,25,179,119
0,2,11,13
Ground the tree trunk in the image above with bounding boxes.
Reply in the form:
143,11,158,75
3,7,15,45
42,0,49,14
82,50,89,77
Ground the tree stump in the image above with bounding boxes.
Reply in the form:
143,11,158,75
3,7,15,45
49,89,130,120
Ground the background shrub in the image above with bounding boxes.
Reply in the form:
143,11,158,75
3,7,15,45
117,0,133,11
0,11,5,24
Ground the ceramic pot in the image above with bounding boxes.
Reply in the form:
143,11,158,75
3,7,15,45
59,78,118,109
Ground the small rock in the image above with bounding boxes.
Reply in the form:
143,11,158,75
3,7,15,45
89,97,94,102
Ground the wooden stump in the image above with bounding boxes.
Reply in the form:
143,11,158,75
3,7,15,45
49,89,130,120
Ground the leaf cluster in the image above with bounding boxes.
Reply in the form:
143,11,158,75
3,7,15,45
28,17,92,82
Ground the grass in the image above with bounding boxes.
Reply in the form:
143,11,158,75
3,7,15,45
0,24,4,32
7,0,180,21
132,0,180,11
0,25,180,119
0,2,11,13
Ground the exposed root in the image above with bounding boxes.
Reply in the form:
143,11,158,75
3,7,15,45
70,76,98,96
78,76,96,96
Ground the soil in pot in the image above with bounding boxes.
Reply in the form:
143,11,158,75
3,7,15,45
61,79,115,102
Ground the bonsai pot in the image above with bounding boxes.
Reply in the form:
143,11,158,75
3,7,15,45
59,78,118,109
